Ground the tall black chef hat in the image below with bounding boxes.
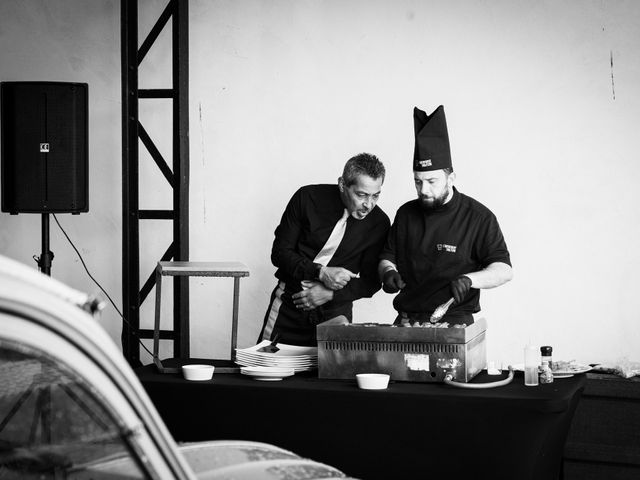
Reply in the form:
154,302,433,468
413,105,452,171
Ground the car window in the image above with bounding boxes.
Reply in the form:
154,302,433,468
0,339,147,479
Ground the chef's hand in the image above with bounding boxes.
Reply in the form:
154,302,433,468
293,281,334,311
450,275,472,304
318,266,358,290
382,270,406,293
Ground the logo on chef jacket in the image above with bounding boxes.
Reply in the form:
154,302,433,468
40,143,50,153
437,243,457,253
418,158,432,168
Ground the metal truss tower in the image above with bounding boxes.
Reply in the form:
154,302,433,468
121,0,189,366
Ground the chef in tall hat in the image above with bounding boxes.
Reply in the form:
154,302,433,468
378,105,513,325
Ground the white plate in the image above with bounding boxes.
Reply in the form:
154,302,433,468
510,363,591,378
242,374,287,381
241,366,295,381
552,364,592,376
241,366,295,375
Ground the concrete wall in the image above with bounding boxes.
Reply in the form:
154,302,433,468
1,0,639,368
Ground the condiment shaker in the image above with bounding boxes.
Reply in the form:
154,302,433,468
539,346,554,384
540,346,553,370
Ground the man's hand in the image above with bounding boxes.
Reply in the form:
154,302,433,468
450,275,472,304
293,281,334,310
318,266,358,290
382,270,405,293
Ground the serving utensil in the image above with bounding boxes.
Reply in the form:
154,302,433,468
257,333,280,353
430,297,455,323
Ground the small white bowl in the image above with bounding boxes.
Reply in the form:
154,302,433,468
182,364,214,381
356,373,390,390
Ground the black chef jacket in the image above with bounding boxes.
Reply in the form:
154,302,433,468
272,184,390,307
380,187,511,315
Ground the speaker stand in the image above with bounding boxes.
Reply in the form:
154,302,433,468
35,213,54,276
6,214,104,447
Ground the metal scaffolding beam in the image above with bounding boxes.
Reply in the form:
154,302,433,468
121,0,189,366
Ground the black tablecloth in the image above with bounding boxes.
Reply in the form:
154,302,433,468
135,360,585,480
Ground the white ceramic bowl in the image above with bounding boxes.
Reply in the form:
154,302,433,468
356,373,390,390
182,364,215,381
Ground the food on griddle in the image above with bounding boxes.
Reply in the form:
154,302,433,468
407,321,451,328
397,320,468,328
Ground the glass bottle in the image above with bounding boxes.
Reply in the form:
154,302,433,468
539,346,554,384
540,346,553,370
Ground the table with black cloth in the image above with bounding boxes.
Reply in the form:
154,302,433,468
135,361,585,480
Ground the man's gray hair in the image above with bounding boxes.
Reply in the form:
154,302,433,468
342,153,386,187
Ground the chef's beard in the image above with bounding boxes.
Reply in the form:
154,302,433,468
418,188,450,211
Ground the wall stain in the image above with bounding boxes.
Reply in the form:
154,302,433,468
610,50,616,100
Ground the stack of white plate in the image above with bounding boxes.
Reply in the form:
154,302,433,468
235,341,318,373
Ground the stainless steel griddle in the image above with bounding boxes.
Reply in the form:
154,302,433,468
317,317,487,383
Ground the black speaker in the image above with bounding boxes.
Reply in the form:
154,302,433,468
1,81,88,214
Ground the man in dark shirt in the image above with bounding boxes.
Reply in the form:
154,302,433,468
379,106,512,325
259,153,390,346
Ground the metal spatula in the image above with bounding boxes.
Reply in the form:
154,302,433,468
257,333,280,353
430,297,455,323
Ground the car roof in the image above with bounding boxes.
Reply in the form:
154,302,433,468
0,254,195,478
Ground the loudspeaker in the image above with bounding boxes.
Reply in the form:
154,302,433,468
1,81,88,214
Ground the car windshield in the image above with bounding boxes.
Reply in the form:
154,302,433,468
0,339,145,479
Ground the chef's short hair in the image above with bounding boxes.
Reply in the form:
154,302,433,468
342,153,386,187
